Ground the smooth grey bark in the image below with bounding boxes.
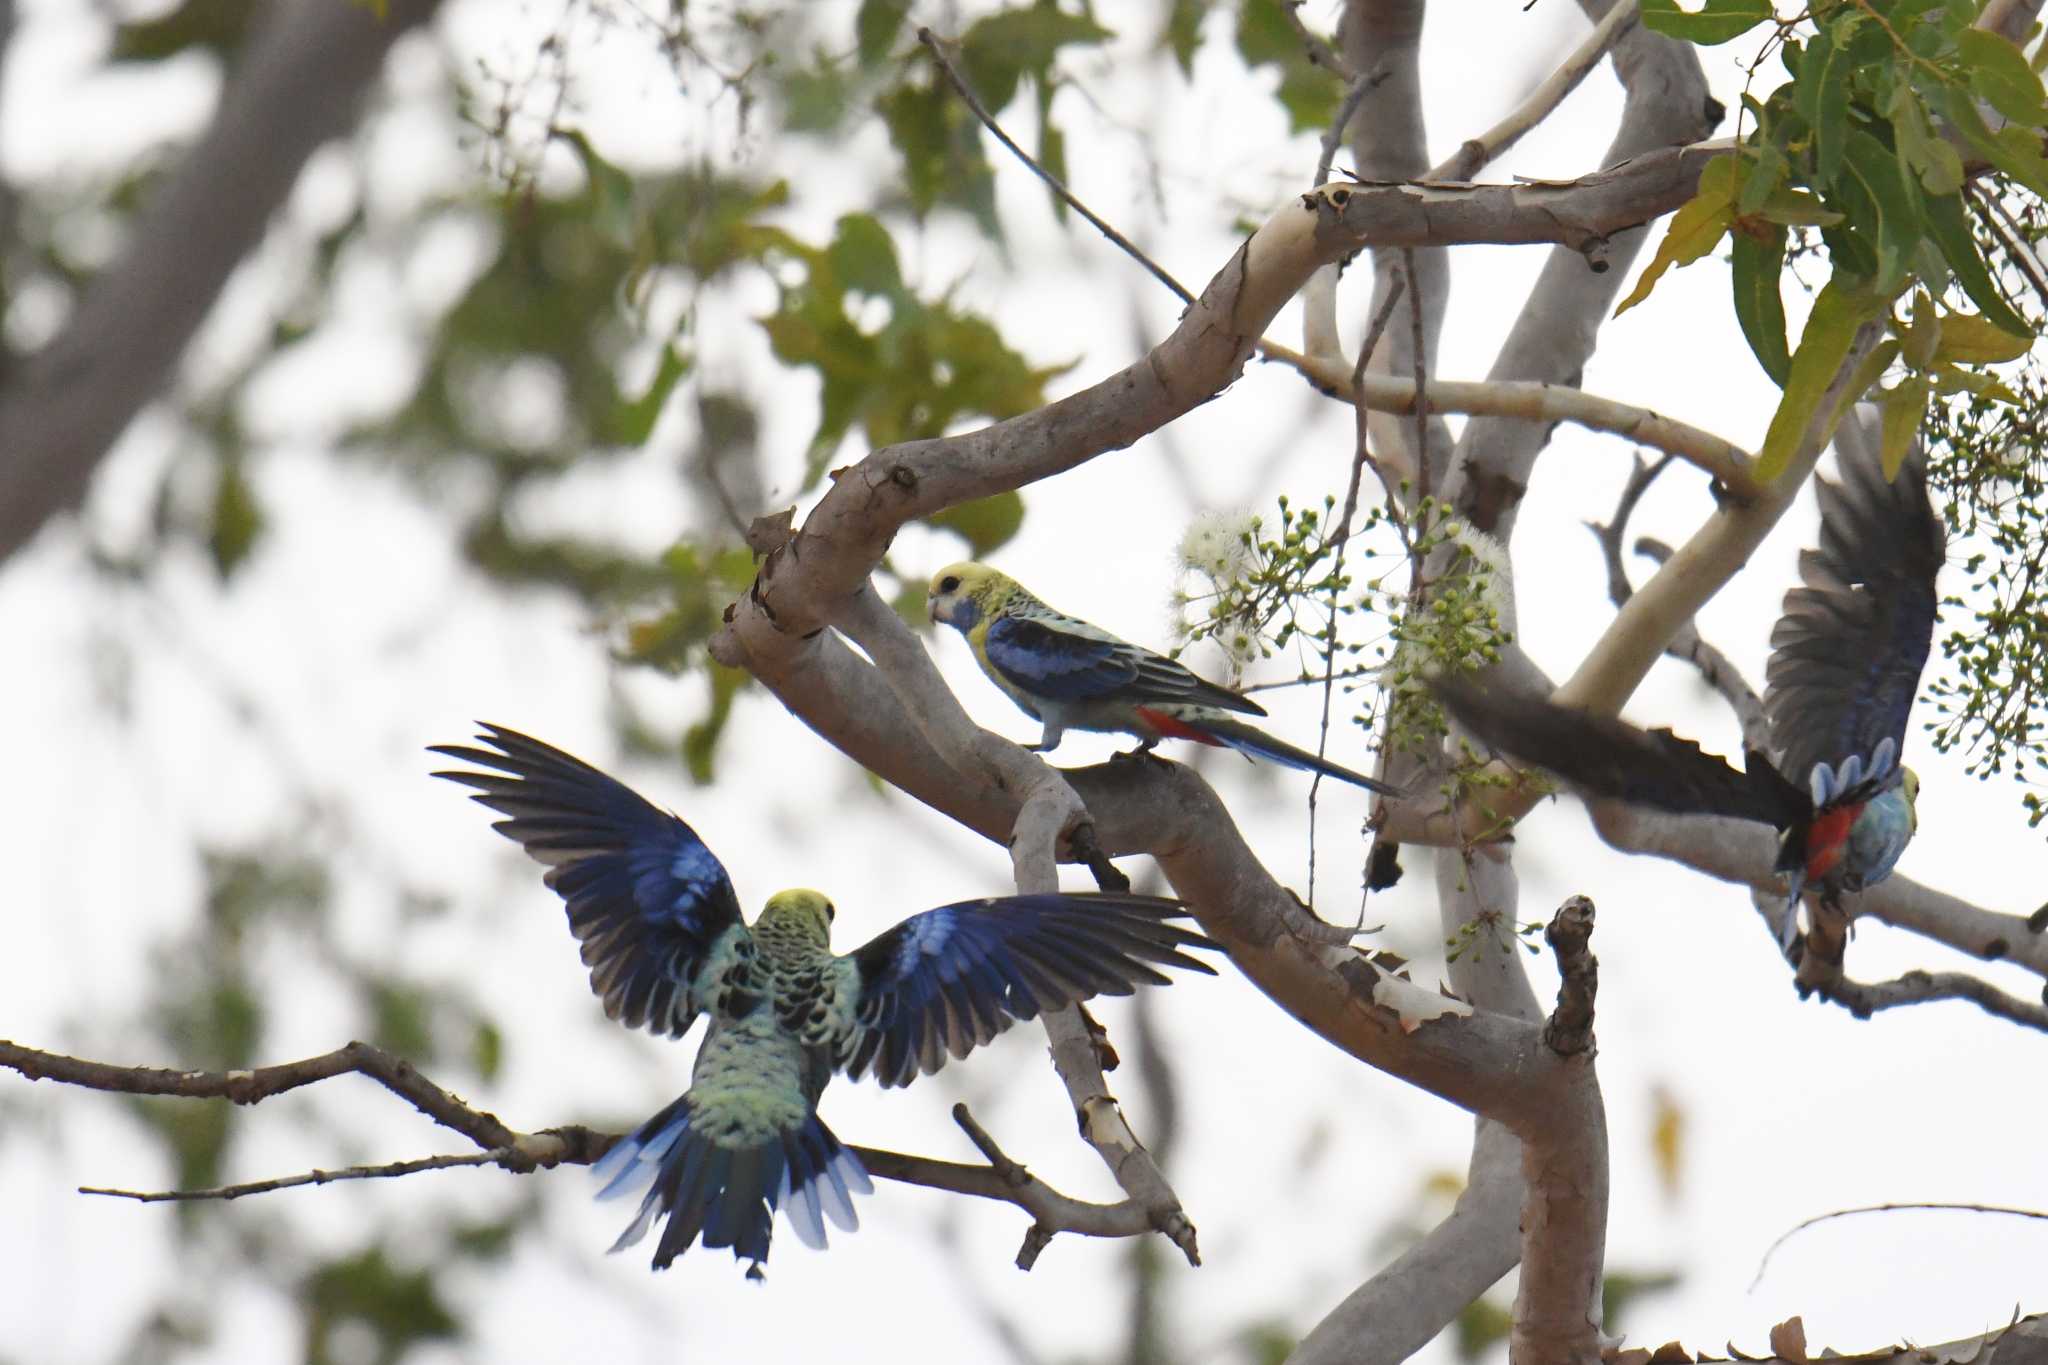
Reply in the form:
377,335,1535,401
1447,0,1717,539
0,0,444,563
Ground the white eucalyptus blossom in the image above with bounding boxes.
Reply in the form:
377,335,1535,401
1176,509,1257,587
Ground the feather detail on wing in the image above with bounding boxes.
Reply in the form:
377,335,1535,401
1765,432,1944,799
1433,676,1809,828
982,611,1262,714
431,725,753,1037
820,893,1217,1089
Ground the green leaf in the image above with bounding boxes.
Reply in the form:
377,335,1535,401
925,490,1026,556
1614,155,1738,317
877,75,1001,236
1940,84,2048,198
1923,188,2033,337
1737,141,1789,216
1890,84,1965,196
1753,185,1843,227
1836,129,1925,293
1797,25,1855,185
960,5,1113,115
827,213,904,296
471,1019,503,1083
1958,28,2048,126
683,663,748,784
855,0,910,66
1162,0,1216,75
1756,279,1880,482
1931,311,2036,364
1878,377,1930,479
1639,0,1772,44
208,454,263,580
1732,226,1791,385
1898,290,1942,369
599,343,691,447
1234,0,1340,132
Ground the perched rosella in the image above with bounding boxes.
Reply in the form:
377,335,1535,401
432,725,1216,1276
1434,436,1944,941
927,561,1401,795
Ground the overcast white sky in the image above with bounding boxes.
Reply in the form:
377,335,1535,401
4,3,2046,1363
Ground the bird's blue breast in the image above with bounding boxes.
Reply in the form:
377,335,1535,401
1843,783,1914,889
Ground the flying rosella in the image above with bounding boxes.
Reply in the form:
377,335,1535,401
927,561,1402,795
431,725,1216,1276
1434,435,1944,941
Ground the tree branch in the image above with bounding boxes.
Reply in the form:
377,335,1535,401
1512,896,1609,1365
0,0,444,563
1259,345,1760,497
1381,325,1886,850
3,1040,1195,1266
1444,0,1717,542
1428,0,1642,183
1590,452,1769,748
915,25,1192,306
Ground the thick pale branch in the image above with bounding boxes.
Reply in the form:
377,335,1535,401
1445,0,1717,541
1511,896,1609,1365
1556,335,1880,714
1286,1120,1523,1365
1260,344,1759,497
0,0,444,562
1591,455,1769,748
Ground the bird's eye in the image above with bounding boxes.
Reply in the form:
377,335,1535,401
938,575,961,594
823,901,836,922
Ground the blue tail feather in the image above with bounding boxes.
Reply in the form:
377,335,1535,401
1195,717,1404,796
596,1095,870,1271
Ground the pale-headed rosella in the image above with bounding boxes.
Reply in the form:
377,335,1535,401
433,725,1217,1275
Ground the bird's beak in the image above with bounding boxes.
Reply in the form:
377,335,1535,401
927,595,946,625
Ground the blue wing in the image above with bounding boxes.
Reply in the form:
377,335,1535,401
983,614,1262,714
431,725,750,1038
829,892,1217,1088
1765,429,1945,801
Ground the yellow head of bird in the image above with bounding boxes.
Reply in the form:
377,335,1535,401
1901,767,1921,833
759,888,836,945
927,561,1017,631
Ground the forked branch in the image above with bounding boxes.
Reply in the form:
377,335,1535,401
2,1039,1197,1268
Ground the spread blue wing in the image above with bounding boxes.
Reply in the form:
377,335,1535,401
432,725,749,1038
830,893,1217,1088
983,614,1262,714
1765,428,1945,802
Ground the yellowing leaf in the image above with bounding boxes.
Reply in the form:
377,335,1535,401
1878,379,1929,480
1931,312,2037,366
1650,1085,1685,1199
1756,279,1882,482
1615,156,1739,317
